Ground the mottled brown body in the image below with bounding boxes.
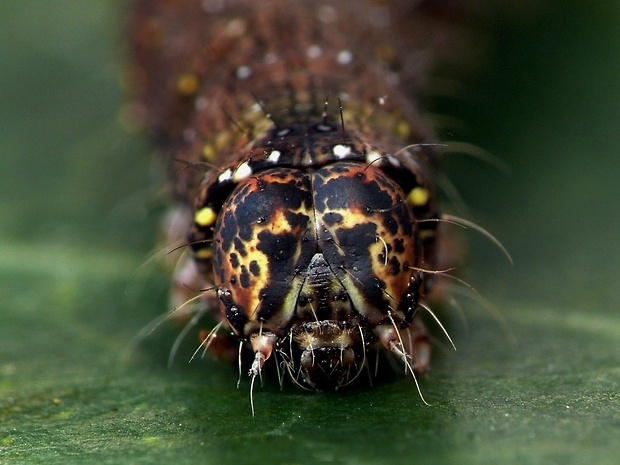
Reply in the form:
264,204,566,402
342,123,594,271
130,0,455,392
130,1,442,198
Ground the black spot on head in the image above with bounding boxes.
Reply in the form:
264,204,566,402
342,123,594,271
322,212,343,226
382,214,399,235
284,210,310,230
256,230,298,263
233,237,247,257
240,265,252,288
388,256,400,275
393,238,405,254
249,260,260,276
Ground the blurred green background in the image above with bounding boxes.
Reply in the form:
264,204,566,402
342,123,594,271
1,1,618,464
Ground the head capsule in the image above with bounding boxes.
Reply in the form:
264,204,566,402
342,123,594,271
209,160,424,389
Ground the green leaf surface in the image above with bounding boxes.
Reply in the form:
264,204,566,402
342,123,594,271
1,1,618,464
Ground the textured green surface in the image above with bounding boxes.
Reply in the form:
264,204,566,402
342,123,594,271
1,1,619,464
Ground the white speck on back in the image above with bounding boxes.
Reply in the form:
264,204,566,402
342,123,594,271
333,144,351,158
218,168,233,183
233,161,252,181
366,150,383,165
337,50,353,65
307,45,323,58
236,65,251,80
267,150,281,163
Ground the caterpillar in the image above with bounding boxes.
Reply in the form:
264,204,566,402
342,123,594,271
129,0,500,410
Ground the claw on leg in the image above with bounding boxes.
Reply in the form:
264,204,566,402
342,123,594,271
374,317,432,405
374,318,431,374
248,331,277,416
249,331,278,376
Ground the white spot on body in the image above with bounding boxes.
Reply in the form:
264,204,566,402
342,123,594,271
333,144,351,158
336,50,353,65
233,161,252,181
366,150,383,165
225,18,246,36
307,45,322,59
236,65,251,80
218,168,232,183
267,150,281,163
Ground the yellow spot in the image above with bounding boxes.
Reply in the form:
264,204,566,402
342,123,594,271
202,143,216,161
408,187,430,207
194,207,217,227
396,120,411,140
177,72,200,96
195,248,213,260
